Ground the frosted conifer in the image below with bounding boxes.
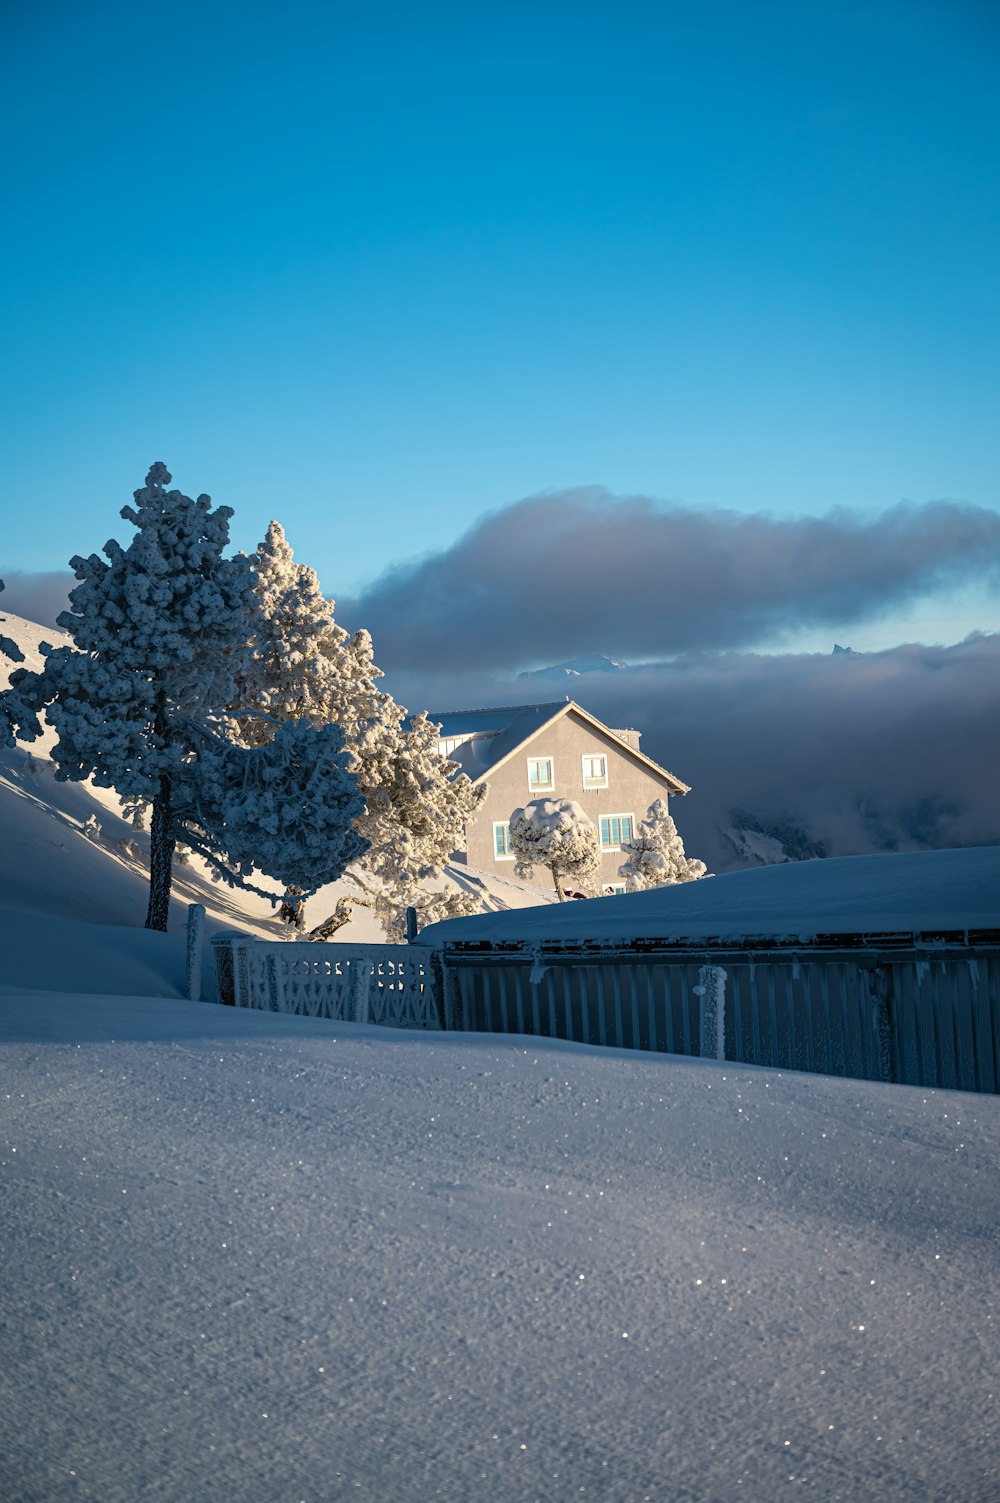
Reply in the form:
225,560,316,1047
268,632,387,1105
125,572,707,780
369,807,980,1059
365,708,486,941
185,717,367,897
229,521,350,746
0,466,366,928
509,797,602,902
618,798,708,891
230,523,486,938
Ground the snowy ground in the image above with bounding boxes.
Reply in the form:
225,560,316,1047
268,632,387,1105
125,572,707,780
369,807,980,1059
2,991,998,1502
2,609,999,1500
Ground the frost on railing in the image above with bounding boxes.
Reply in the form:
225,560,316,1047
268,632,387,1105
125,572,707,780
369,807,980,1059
211,936,440,1030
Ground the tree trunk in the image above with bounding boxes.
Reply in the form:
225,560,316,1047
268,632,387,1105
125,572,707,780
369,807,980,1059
279,886,307,929
145,775,176,931
551,866,566,902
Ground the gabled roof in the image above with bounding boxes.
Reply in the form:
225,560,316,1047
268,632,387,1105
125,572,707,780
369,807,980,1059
428,700,690,795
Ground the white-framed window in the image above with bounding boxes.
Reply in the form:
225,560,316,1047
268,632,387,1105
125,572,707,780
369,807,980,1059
599,814,634,850
582,753,608,789
603,883,627,896
527,756,554,792
493,821,515,860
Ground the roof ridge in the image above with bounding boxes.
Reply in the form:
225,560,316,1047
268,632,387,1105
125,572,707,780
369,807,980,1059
428,701,568,717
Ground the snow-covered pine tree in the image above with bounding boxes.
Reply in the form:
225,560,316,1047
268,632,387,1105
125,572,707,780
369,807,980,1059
508,797,602,902
229,520,351,746
618,798,708,891
0,465,367,929
185,716,367,901
229,522,486,938
364,708,487,941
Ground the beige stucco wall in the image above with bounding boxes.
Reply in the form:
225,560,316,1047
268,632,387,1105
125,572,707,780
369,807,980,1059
463,713,685,894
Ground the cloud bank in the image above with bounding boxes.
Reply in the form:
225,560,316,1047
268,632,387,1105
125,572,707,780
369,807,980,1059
341,490,1000,669
0,570,73,629
381,634,1000,875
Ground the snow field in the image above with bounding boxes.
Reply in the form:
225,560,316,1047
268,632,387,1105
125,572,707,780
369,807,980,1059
2,988,998,1502
3,604,998,1501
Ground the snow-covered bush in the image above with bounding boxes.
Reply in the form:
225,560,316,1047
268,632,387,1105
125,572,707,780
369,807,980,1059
509,797,602,901
229,521,486,939
618,798,708,891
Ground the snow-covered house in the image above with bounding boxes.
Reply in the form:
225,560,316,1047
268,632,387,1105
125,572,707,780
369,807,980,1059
429,700,690,894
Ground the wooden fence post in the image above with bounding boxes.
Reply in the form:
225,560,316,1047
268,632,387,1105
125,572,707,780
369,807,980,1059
696,964,728,1061
869,964,893,1083
185,903,206,1001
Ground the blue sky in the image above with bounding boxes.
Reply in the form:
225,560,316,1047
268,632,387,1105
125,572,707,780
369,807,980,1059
2,0,998,651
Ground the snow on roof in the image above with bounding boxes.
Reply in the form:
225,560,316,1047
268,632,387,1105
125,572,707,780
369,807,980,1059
430,702,567,740
415,845,1000,949
429,703,569,777
429,699,688,791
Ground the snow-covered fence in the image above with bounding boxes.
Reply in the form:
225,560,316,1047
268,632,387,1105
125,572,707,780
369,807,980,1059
431,942,1000,1095
211,935,439,1029
209,931,1000,1093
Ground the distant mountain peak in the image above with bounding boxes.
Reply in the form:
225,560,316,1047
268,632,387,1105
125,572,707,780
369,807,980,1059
518,654,629,683
832,643,856,655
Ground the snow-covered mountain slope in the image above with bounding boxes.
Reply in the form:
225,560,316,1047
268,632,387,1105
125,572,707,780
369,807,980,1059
721,809,832,866
517,653,629,682
0,605,62,673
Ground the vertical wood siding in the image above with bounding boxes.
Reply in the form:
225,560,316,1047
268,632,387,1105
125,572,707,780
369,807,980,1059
442,949,1000,1095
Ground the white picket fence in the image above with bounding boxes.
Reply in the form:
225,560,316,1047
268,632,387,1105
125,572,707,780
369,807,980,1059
211,934,439,1029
